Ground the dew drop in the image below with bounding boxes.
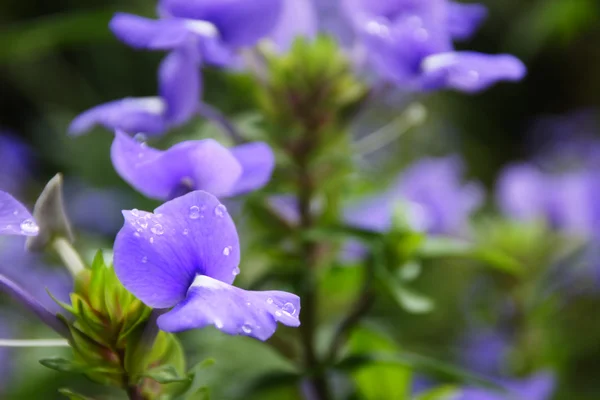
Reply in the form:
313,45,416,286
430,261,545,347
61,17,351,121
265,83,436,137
131,208,140,216
134,232,141,238
134,133,147,144
275,311,282,317
189,205,201,219
12,210,18,216
149,237,154,244
141,256,148,264
151,224,164,235
267,298,274,305
214,204,227,218
20,219,39,235
282,302,296,316
215,319,224,329
241,324,252,334
223,246,232,256
138,218,148,229
232,266,240,276
183,228,189,235
246,302,251,307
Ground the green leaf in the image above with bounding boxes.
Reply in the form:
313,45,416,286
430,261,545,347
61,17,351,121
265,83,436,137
377,266,434,314
58,388,95,400
39,357,116,375
140,365,192,384
413,385,459,400
416,236,522,275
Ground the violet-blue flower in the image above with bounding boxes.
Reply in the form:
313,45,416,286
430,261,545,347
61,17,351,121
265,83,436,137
110,130,275,200
345,157,483,235
269,0,318,51
0,191,39,236
113,190,300,340
69,43,200,136
343,0,525,92
456,372,555,400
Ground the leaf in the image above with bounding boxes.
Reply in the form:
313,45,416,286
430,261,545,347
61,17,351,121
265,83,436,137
39,357,116,375
58,388,95,400
416,236,522,275
140,365,192,384
413,385,460,400
337,353,499,390
377,266,434,314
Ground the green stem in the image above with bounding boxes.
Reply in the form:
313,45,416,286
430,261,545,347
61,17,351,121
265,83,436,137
52,237,86,277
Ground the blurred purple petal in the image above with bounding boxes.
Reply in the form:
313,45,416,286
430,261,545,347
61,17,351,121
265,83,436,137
229,142,275,196
114,191,241,309
461,330,510,377
458,372,555,400
159,45,202,126
110,13,192,50
158,274,300,340
0,191,38,236
69,98,168,136
111,131,243,200
160,0,284,47
496,164,548,221
270,0,318,51
422,51,526,93
447,2,488,40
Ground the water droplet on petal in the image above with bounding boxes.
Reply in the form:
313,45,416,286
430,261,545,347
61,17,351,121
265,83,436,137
223,246,232,256
12,210,18,216
134,232,141,237
149,237,154,244
214,204,227,218
138,218,148,229
20,219,39,235
275,311,282,317
141,256,148,264
189,206,201,219
232,266,240,276
215,319,223,329
246,302,251,307
134,133,147,144
151,224,164,235
131,208,140,216
282,302,296,316
241,324,252,334
183,229,189,235
267,298,273,305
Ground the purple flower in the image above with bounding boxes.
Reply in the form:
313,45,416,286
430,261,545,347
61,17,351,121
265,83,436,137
269,0,318,51
461,330,510,378
0,132,33,195
0,191,39,236
158,0,284,48
69,44,200,136
113,190,300,340
457,372,555,400
345,157,483,235
110,131,274,200
343,0,525,92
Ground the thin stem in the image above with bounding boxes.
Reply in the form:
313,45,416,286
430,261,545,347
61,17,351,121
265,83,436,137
197,103,243,144
52,237,86,277
0,339,69,347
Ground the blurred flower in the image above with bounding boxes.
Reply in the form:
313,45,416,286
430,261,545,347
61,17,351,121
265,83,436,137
69,44,200,136
461,329,510,378
343,0,525,92
113,190,300,340
110,131,274,200
268,0,318,51
457,372,555,400
345,156,483,235
0,191,39,236
0,132,33,195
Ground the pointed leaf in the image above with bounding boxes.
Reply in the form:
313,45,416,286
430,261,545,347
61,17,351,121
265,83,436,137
140,364,191,384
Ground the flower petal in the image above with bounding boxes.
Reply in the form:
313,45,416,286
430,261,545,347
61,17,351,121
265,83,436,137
228,142,275,196
496,164,548,221
0,191,38,236
110,13,192,50
114,191,241,309
447,2,488,41
269,0,318,51
111,131,242,200
69,98,167,136
159,45,202,126
421,51,526,93
158,275,300,341
160,0,284,47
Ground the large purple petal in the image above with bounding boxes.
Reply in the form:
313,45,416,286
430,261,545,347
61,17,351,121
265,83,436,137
159,45,202,126
158,275,300,340
0,191,38,236
421,51,526,93
114,191,240,309
229,142,275,196
269,0,318,51
111,131,242,200
160,0,284,47
447,2,488,40
69,98,167,136
110,13,192,50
